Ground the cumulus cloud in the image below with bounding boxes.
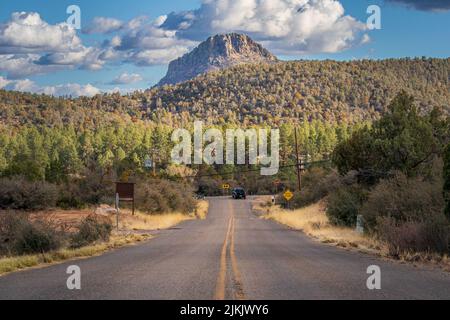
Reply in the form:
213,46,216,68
0,12,82,54
110,72,143,84
160,0,368,54
110,17,196,65
2,77,100,97
0,76,11,88
0,12,110,78
83,17,124,34
386,0,450,11
0,54,64,79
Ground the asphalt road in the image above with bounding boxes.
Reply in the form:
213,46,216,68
1,197,450,300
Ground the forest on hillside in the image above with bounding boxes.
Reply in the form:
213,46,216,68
0,58,449,129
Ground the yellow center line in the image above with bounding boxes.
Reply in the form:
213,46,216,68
230,211,245,300
214,213,233,300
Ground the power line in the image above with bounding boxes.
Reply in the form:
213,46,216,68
186,159,331,179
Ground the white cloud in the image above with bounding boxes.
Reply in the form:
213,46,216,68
36,47,106,70
126,46,192,66
3,78,100,97
110,72,143,84
0,76,11,88
111,17,196,65
0,12,110,78
0,12,82,54
83,17,124,34
0,54,64,79
161,0,368,54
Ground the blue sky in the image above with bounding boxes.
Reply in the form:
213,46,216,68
0,0,449,96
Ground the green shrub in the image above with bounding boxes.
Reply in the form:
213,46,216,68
14,221,62,255
70,215,113,249
289,168,341,208
326,186,366,227
0,176,58,210
361,171,445,231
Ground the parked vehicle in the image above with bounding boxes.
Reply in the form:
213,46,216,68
232,188,246,200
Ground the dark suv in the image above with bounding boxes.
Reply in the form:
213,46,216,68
232,188,246,200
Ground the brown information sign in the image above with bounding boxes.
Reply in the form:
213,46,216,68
116,182,135,200
115,182,135,215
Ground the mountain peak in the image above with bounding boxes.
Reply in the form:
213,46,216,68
156,33,278,86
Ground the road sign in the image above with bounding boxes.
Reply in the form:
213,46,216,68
115,182,135,215
222,183,230,190
283,190,294,201
144,158,153,168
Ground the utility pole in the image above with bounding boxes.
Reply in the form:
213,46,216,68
294,127,302,192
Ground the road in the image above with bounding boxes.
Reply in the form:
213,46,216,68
1,197,450,300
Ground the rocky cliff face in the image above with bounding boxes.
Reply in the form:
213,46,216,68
156,33,278,86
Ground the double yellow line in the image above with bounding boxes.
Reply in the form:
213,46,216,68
214,202,245,300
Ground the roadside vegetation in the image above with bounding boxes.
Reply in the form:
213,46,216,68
0,193,208,276
259,200,383,254
276,92,450,263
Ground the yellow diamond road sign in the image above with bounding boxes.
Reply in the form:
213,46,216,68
222,184,230,190
284,190,294,201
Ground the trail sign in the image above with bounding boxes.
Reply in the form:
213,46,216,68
283,190,294,202
222,183,230,190
115,182,135,215
144,158,153,169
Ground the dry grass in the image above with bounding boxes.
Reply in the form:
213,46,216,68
0,234,151,276
118,200,208,230
0,200,209,276
195,200,209,220
119,210,193,231
259,200,385,255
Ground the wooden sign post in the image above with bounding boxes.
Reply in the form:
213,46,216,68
115,182,135,215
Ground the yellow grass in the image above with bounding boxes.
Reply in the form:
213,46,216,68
261,201,384,254
0,200,209,276
118,210,192,231
195,200,209,220
0,234,151,276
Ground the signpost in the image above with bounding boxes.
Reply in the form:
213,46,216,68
144,158,153,169
283,190,294,209
222,183,230,196
115,193,120,231
115,182,135,215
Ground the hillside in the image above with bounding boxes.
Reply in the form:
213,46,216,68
0,58,449,129
148,58,450,125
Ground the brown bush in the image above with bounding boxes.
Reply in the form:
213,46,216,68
377,217,449,256
135,179,196,214
0,212,63,256
0,176,58,210
361,170,449,255
70,215,112,249
361,171,445,231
